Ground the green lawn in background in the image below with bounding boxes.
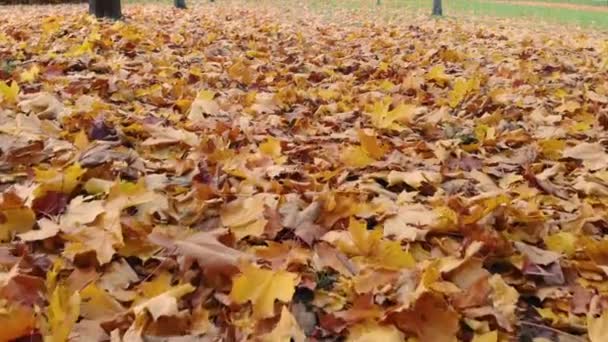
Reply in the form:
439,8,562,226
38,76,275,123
120,0,608,30
295,0,608,30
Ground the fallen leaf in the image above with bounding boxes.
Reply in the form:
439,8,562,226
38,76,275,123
346,322,405,342
563,143,608,171
230,264,298,319
133,283,195,320
148,228,253,274
260,306,306,342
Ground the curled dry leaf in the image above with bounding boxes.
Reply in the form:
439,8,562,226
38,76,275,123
148,228,253,274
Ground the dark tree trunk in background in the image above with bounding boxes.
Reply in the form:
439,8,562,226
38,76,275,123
89,0,122,20
432,0,442,16
175,0,186,8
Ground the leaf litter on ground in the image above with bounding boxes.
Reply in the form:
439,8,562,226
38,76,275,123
1,1,608,341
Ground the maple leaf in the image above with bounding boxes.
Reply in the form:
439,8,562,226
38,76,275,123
0,303,36,341
18,92,64,119
346,322,405,342
221,193,278,240
230,264,298,319
188,89,220,122
148,228,253,274
260,306,306,342
34,163,86,196
341,145,376,168
259,136,286,164
472,330,498,342
389,292,459,342
18,217,59,241
80,282,124,320
588,307,608,342
448,77,476,108
543,232,577,256
281,199,324,245
563,143,608,171
332,218,415,269
133,283,195,320
20,64,40,83
366,97,416,131
0,80,19,104
426,64,450,86
0,191,36,242
46,284,81,342
357,129,387,160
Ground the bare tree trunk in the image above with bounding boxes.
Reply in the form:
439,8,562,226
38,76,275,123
432,0,443,16
89,0,121,19
376,0,380,5
175,0,186,8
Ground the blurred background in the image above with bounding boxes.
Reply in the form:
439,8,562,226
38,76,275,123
1,0,606,30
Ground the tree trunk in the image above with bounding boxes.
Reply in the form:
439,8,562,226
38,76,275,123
432,0,443,16
376,0,380,5
175,0,186,8
89,0,121,20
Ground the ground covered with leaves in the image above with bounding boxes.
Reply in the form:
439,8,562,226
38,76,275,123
2,2,608,341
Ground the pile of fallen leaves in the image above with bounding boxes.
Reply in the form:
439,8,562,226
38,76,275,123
2,2,608,341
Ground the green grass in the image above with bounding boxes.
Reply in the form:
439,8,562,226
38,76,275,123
119,0,608,30
445,0,608,28
285,0,608,30
516,0,608,6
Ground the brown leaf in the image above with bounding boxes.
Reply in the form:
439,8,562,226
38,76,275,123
148,228,253,275
389,292,460,342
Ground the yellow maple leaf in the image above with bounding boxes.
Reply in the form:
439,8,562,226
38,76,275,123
46,284,81,342
259,136,286,164
0,192,36,242
366,98,416,131
448,77,475,108
260,137,281,157
472,330,498,342
340,218,415,269
67,38,94,57
260,306,306,342
34,163,86,196
426,65,450,86
221,193,276,240
20,64,40,83
138,272,173,300
0,80,19,104
73,130,90,150
318,88,339,101
544,232,577,256
538,139,565,160
536,307,564,325
489,274,519,327
0,207,36,242
357,129,386,159
228,59,254,85
197,89,215,101
375,239,416,269
341,145,376,168
132,283,195,320
80,283,124,320
347,323,405,342
230,264,298,319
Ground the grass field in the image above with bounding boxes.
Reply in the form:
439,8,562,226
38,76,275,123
270,0,608,30
118,0,608,29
